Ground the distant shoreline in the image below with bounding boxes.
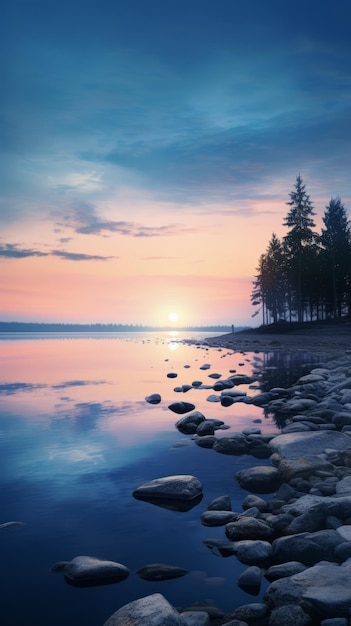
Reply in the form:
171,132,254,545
0,322,244,333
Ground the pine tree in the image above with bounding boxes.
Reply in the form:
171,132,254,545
320,197,351,318
283,175,316,322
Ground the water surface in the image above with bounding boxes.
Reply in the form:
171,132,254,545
0,332,317,624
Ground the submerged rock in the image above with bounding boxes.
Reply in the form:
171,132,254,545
135,563,189,581
63,556,129,587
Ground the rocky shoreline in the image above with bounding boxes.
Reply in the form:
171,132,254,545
101,336,351,625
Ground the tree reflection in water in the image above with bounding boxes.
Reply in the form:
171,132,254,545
251,351,322,392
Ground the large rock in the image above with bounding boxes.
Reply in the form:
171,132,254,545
133,475,203,511
225,517,274,541
271,529,344,565
103,593,186,625
264,562,351,619
269,431,351,458
64,556,129,587
236,466,281,494
213,435,248,455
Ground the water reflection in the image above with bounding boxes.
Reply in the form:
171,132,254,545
252,351,321,391
0,333,320,625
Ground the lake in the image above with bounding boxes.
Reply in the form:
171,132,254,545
0,332,319,624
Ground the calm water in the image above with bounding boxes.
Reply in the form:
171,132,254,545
0,332,318,625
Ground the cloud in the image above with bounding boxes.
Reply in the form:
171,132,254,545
0,243,114,262
0,244,48,258
51,250,113,261
54,201,196,237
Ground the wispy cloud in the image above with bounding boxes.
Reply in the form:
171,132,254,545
51,250,114,261
0,244,48,259
0,243,114,262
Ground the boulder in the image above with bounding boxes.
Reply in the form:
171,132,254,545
201,510,236,526
265,561,308,582
103,593,186,625
225,517,274,541
235,540,273,566
175,412,205,434
133,475,203,511
225,603,269,624
237,566,262,595
181,612,211,626
268,604,312,625
264,562,351,619
64,556,129,587
207,495,232,511
213,435,248,455
269,431,351,458
236,466,281,494
271,530,344,565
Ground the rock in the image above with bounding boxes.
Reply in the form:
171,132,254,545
225,517,274,541
264,562,351,619
145,393,162,404
181,611,211,626
236,466,281,494
203,538,237,558
135,563,189,581
271,529,344,565
168,402,196,414
201,510,236,526
265,561,308,582
242,495,270,513
179,603,224,620
213,435,248,455
103,593,186,625
167,372,178,378
320,617,349,626
196,419,224,436
194,436,216,448
133,475,203,511
277,456,334,482
226,603,269,623
206,394,221,403
268,604,312,625
64,556,129,587
235,540,273,566
207,495,232,511
237,566,262,595
269,431,351,458
175,412,205,434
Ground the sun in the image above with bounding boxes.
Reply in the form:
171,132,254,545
168,311,179,323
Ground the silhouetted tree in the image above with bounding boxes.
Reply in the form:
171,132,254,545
320,197,351,318
283,175,317,322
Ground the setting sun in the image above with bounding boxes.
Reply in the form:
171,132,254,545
168,312,179,323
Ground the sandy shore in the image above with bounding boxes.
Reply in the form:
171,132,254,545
205,324,351,358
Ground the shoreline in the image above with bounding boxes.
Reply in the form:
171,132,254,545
203,327,351,358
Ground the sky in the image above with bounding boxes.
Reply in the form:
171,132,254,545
1,0,351,327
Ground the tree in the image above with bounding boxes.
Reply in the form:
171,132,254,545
320,197,351,318
283,175,317,322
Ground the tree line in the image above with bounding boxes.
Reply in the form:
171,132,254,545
251,175,351,325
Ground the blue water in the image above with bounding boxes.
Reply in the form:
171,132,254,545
0,332,318,624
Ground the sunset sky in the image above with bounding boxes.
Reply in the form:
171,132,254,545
2,0,351,327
